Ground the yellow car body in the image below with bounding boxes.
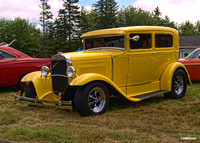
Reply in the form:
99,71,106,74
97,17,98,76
19,26,191,116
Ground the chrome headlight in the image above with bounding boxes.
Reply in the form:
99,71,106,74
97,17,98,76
41,66,50,77
67,66,76,78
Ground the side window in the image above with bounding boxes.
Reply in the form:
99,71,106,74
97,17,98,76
155,34,173,48
191,51,200,59
129,34,151,49
0,50,16,60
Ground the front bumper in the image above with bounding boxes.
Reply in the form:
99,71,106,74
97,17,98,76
14,94,72,109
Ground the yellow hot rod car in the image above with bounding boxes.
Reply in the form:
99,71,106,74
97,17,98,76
15,26,191,116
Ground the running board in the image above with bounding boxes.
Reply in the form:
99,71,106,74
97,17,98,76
130,90,169,100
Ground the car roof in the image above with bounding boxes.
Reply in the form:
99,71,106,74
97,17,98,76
0,46,30,58
81,26,178,38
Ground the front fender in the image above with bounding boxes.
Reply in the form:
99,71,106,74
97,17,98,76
21,71,58,101
160,62,191,91
70,73,141,102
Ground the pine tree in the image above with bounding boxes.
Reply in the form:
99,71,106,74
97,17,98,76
56,0,80,52
78,8,97,35
93,0,118,29
39,0,53,57
154,7,161,20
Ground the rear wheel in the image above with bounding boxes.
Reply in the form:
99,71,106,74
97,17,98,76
74,82,109,116
164,69,187,99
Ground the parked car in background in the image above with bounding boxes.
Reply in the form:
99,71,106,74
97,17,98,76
0,45,50,89
179,48,200,81
15,26,191,116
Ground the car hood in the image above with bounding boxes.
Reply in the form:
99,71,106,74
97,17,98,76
178,58,186,64
63,49,125,61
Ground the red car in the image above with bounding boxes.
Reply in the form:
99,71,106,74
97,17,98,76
179,48,200,81
0,46,50,88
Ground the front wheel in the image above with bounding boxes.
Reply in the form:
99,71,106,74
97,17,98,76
164,69,187,99
74,82,109,116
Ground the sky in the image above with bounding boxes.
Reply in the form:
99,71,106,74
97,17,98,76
0,0,200,27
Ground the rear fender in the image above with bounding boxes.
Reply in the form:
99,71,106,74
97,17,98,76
160,62,191,91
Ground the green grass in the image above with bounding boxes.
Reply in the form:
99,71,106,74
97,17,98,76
0,83,200,143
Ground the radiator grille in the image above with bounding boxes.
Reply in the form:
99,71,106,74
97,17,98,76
51,55,68,95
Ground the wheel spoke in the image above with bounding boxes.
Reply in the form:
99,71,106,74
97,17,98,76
94,102,97,107
175,80,179,86
89,101,95,107
98,94,104,101
89,94,95,100
174,75,184,95
87,87,106,113
94,89,98,97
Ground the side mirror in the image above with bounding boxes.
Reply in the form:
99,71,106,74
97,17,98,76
130,35,140,41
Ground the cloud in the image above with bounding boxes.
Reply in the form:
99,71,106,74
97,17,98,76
0,0,39,19
0,0,63,23
48,0,64,18
85,6,92,11
133,0,200,24
1,0,200,26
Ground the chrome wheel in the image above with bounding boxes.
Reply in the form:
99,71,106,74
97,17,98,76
174,75,184,95
88,87,106,113
75,82,109,116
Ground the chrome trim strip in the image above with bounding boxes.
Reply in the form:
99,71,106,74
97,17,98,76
184,63,200,66
79,49,114,81
104,51,114,81
86,47,125,51
41,74,75,78
51,74,69,78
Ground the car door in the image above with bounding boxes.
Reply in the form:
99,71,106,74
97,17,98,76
153,33,177,81
127,33,158,95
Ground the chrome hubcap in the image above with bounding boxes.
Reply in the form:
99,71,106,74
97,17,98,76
88,87,106,113
174,75,184,95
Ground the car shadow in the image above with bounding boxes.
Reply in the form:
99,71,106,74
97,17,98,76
0,86,17,93
108,94,167,111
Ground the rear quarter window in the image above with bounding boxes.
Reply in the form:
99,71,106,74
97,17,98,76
155,34,173,48
0,50,16,60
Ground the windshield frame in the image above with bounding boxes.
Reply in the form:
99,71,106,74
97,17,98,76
185,49,197,59
83,35,126,51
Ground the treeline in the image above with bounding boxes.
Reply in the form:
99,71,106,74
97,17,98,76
0,0,200,57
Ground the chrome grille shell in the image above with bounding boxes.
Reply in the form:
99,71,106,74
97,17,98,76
51,53,70,96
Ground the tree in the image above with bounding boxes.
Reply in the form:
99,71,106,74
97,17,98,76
195,21,200,35
179,21,196,36
78,8,97,35
93,0,118,29
39,0,54,57
154,6,161,20
162,15,177,28
117,7,158,27
0,18,41,56
55,0,80,52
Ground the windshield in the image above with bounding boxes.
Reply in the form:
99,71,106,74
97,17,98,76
84,36,125,50
185,49,197,59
